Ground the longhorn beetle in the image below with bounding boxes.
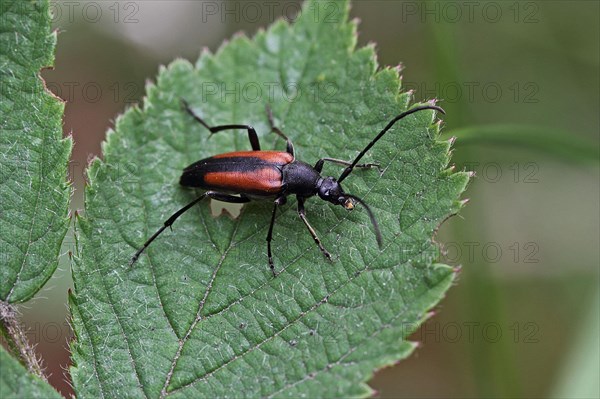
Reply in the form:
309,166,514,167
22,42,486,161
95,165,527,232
130,101,444,275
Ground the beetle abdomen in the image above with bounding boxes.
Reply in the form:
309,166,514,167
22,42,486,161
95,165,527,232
180,151,293,196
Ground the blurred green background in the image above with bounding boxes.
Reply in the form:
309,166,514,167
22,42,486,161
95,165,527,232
22,1,600,397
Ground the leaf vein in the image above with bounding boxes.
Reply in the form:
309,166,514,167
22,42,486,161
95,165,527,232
160,213,244,398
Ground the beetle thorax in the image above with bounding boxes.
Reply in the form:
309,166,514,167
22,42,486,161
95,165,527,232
281,160,321,196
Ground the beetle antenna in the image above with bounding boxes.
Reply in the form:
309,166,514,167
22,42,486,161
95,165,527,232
345,194,383,248
338,105,445,183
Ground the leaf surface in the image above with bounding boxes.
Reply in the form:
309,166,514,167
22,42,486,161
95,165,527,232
70,1,469,397
0,0,72,303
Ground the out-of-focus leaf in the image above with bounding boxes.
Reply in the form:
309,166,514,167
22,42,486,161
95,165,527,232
449,124,599,163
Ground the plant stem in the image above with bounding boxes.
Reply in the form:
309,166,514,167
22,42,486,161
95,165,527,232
0,300,47,382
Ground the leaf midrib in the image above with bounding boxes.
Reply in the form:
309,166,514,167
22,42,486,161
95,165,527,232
6,71,49,303
160,218,244,398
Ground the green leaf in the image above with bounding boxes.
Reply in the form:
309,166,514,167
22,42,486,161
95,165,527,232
0,346,62,399
70,0,469,397
0,0,72,303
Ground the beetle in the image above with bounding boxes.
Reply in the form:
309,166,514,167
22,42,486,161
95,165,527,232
130,100,444,275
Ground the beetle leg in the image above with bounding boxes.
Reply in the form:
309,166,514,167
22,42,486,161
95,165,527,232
266,196,287,276
130,192,209,266
314,157,381,173
297,197,332,261
130,191,252,267
182,99,261,151
266,104,295,157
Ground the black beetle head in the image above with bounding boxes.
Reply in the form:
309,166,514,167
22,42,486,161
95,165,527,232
317,177,354,209
317,177,383,248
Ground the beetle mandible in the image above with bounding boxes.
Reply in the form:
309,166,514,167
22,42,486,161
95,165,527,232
130,101,444,275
